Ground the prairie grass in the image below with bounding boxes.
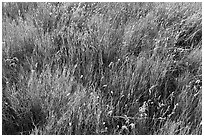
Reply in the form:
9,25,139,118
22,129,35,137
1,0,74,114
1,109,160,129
2,2,202,135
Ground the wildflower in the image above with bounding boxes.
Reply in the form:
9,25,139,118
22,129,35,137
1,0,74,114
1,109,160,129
120,115,129,124
120,125,129,134
129,123,135,129
104,127,108,132
139,101,148,113
121,125,128,130
139,112,147,118
101,126,108,133
158,102,165,108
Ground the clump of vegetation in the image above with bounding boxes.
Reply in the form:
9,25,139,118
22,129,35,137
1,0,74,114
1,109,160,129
2,2,202,135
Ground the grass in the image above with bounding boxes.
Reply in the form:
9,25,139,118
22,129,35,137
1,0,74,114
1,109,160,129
2,2,202,135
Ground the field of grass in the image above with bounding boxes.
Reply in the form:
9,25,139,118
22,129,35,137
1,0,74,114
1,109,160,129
2,2,202,135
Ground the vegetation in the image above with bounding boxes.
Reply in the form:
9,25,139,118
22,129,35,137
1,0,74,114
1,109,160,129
2,2,202,135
